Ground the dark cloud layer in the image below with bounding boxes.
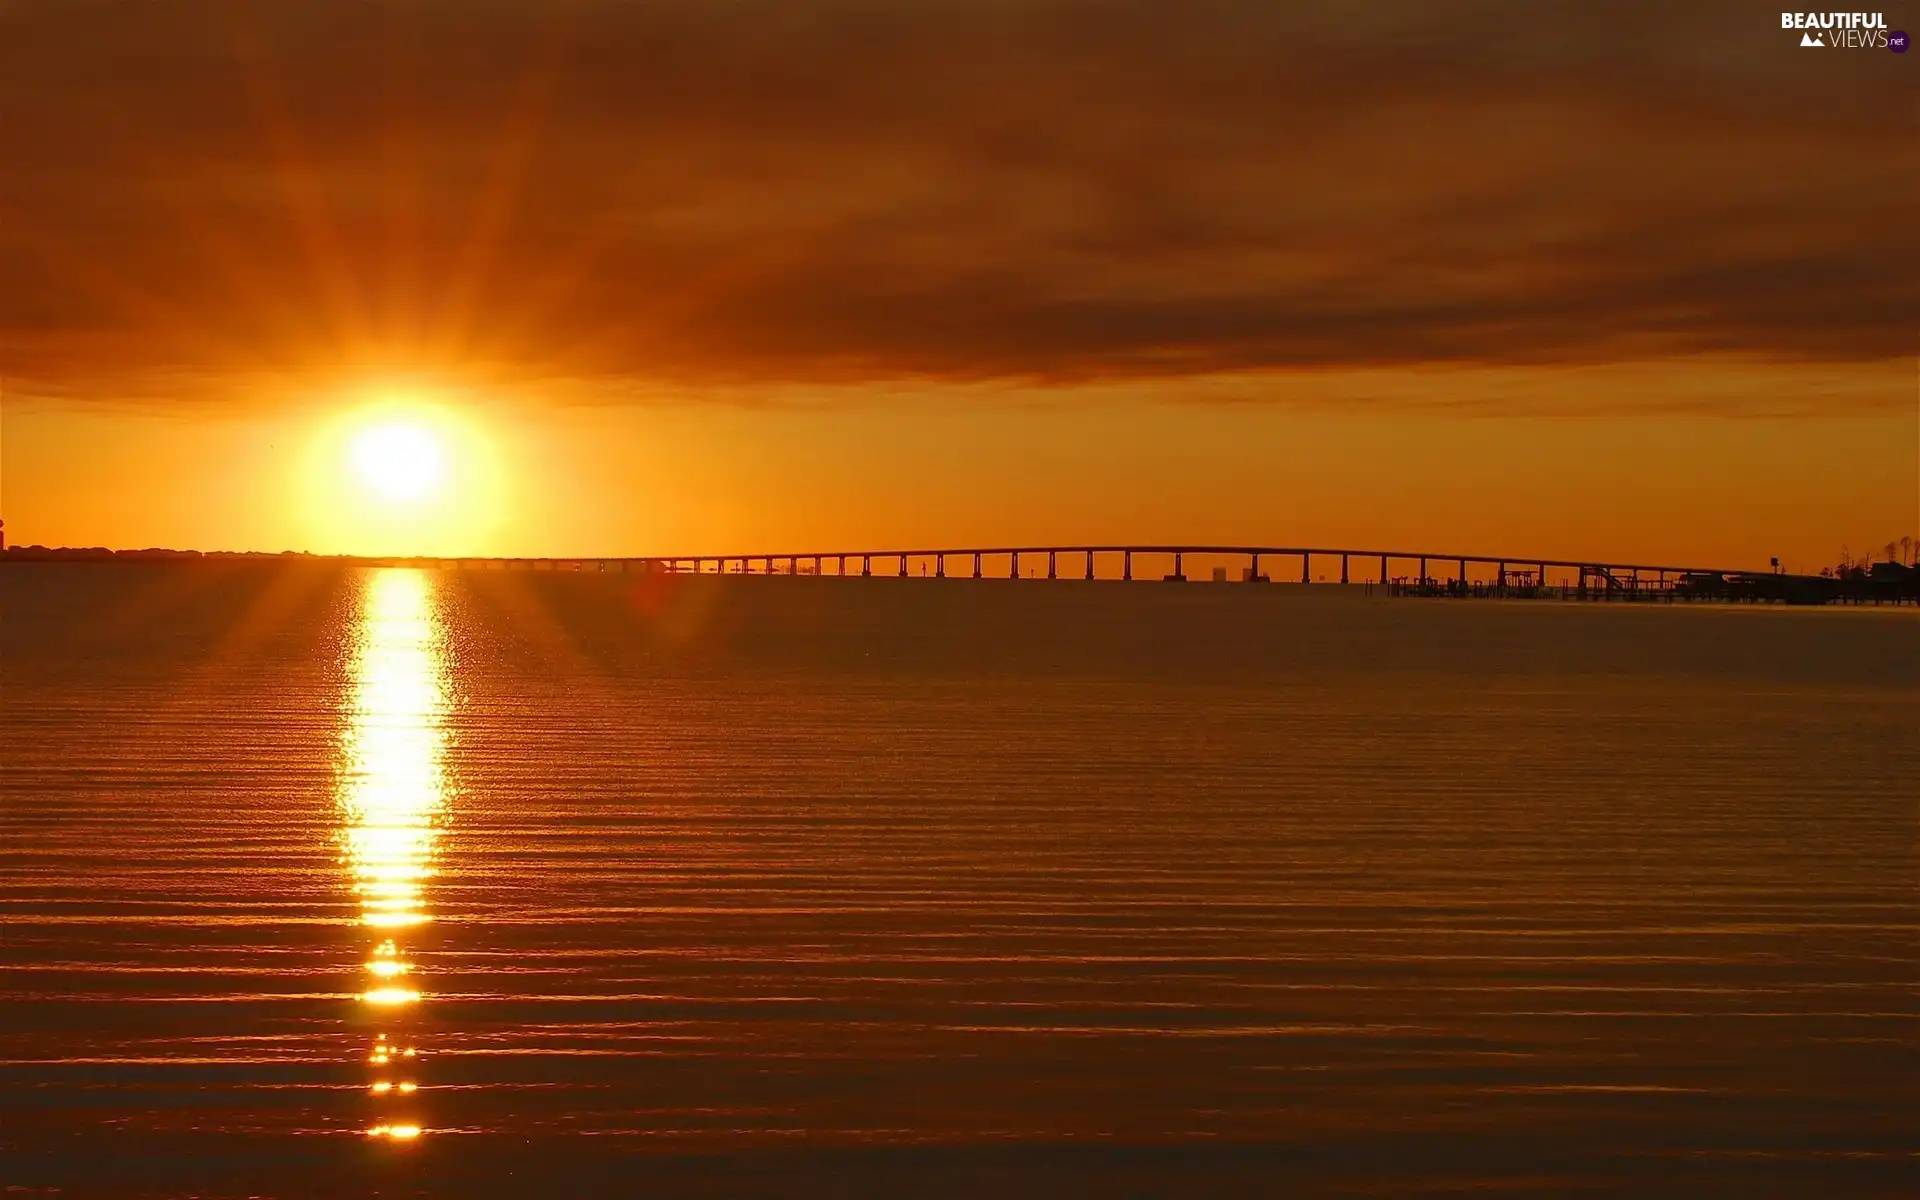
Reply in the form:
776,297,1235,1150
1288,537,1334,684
0,1,1912,403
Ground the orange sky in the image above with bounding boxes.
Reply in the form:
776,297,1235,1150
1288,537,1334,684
1,2,1914,569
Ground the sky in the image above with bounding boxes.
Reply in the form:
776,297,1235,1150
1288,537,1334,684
1,0,1914,568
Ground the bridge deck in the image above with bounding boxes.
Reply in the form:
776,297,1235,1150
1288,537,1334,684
408,545,1757,586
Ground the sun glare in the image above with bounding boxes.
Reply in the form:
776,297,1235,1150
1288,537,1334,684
297,395,506,556
350,423,444,503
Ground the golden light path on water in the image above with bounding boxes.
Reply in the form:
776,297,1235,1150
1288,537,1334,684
341,569,447,1142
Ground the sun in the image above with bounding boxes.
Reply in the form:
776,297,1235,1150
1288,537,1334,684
299,397,504,555
349,423,445,503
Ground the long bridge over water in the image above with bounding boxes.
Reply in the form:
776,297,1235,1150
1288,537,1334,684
10,541,1912,601
412,544,1748,593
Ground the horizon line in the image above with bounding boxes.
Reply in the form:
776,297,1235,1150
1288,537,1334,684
0,541,1783,578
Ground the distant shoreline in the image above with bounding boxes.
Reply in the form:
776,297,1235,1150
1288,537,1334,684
6,545,1914,607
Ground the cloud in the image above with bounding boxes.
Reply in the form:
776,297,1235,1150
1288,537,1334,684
0,1,1912,410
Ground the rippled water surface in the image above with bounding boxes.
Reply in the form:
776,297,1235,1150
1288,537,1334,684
3,563,1915,1196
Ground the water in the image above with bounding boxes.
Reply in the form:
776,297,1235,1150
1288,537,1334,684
2,564,1915,1196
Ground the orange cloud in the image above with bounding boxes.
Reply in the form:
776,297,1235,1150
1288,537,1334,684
1,1,1911,409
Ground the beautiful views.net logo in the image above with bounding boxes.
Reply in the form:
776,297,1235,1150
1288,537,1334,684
1781,11,1903,49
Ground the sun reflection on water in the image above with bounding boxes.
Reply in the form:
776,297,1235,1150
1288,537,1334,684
341,569,448,1140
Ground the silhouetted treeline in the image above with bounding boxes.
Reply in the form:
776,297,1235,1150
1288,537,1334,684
1,546,318,561
1674,559,1919,605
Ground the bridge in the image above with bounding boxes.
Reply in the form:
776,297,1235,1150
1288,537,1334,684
414,544,1754,593
16,541,1910,602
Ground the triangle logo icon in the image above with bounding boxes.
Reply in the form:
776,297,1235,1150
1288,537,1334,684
1800,31,1823,46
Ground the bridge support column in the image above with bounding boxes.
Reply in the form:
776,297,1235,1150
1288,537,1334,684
1497,561,1507,589
1085,551,1096,581
936,554,945,578
1379,554,1388,583
1458,558,1467,585
899,554,910,577
1340,554,1349,584
1171,551,1184,581
861,555,871,577
1048,551,1056,580
1009,552,1020,580
1123,551,1132,581
1250,552,1260,581
1301,553,1311,584
973,552,983,579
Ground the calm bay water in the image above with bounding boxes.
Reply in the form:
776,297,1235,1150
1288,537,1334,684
2,563,1915,1196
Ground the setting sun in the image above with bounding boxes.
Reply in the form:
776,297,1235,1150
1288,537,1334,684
291,398,508,557
350,424,444,503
